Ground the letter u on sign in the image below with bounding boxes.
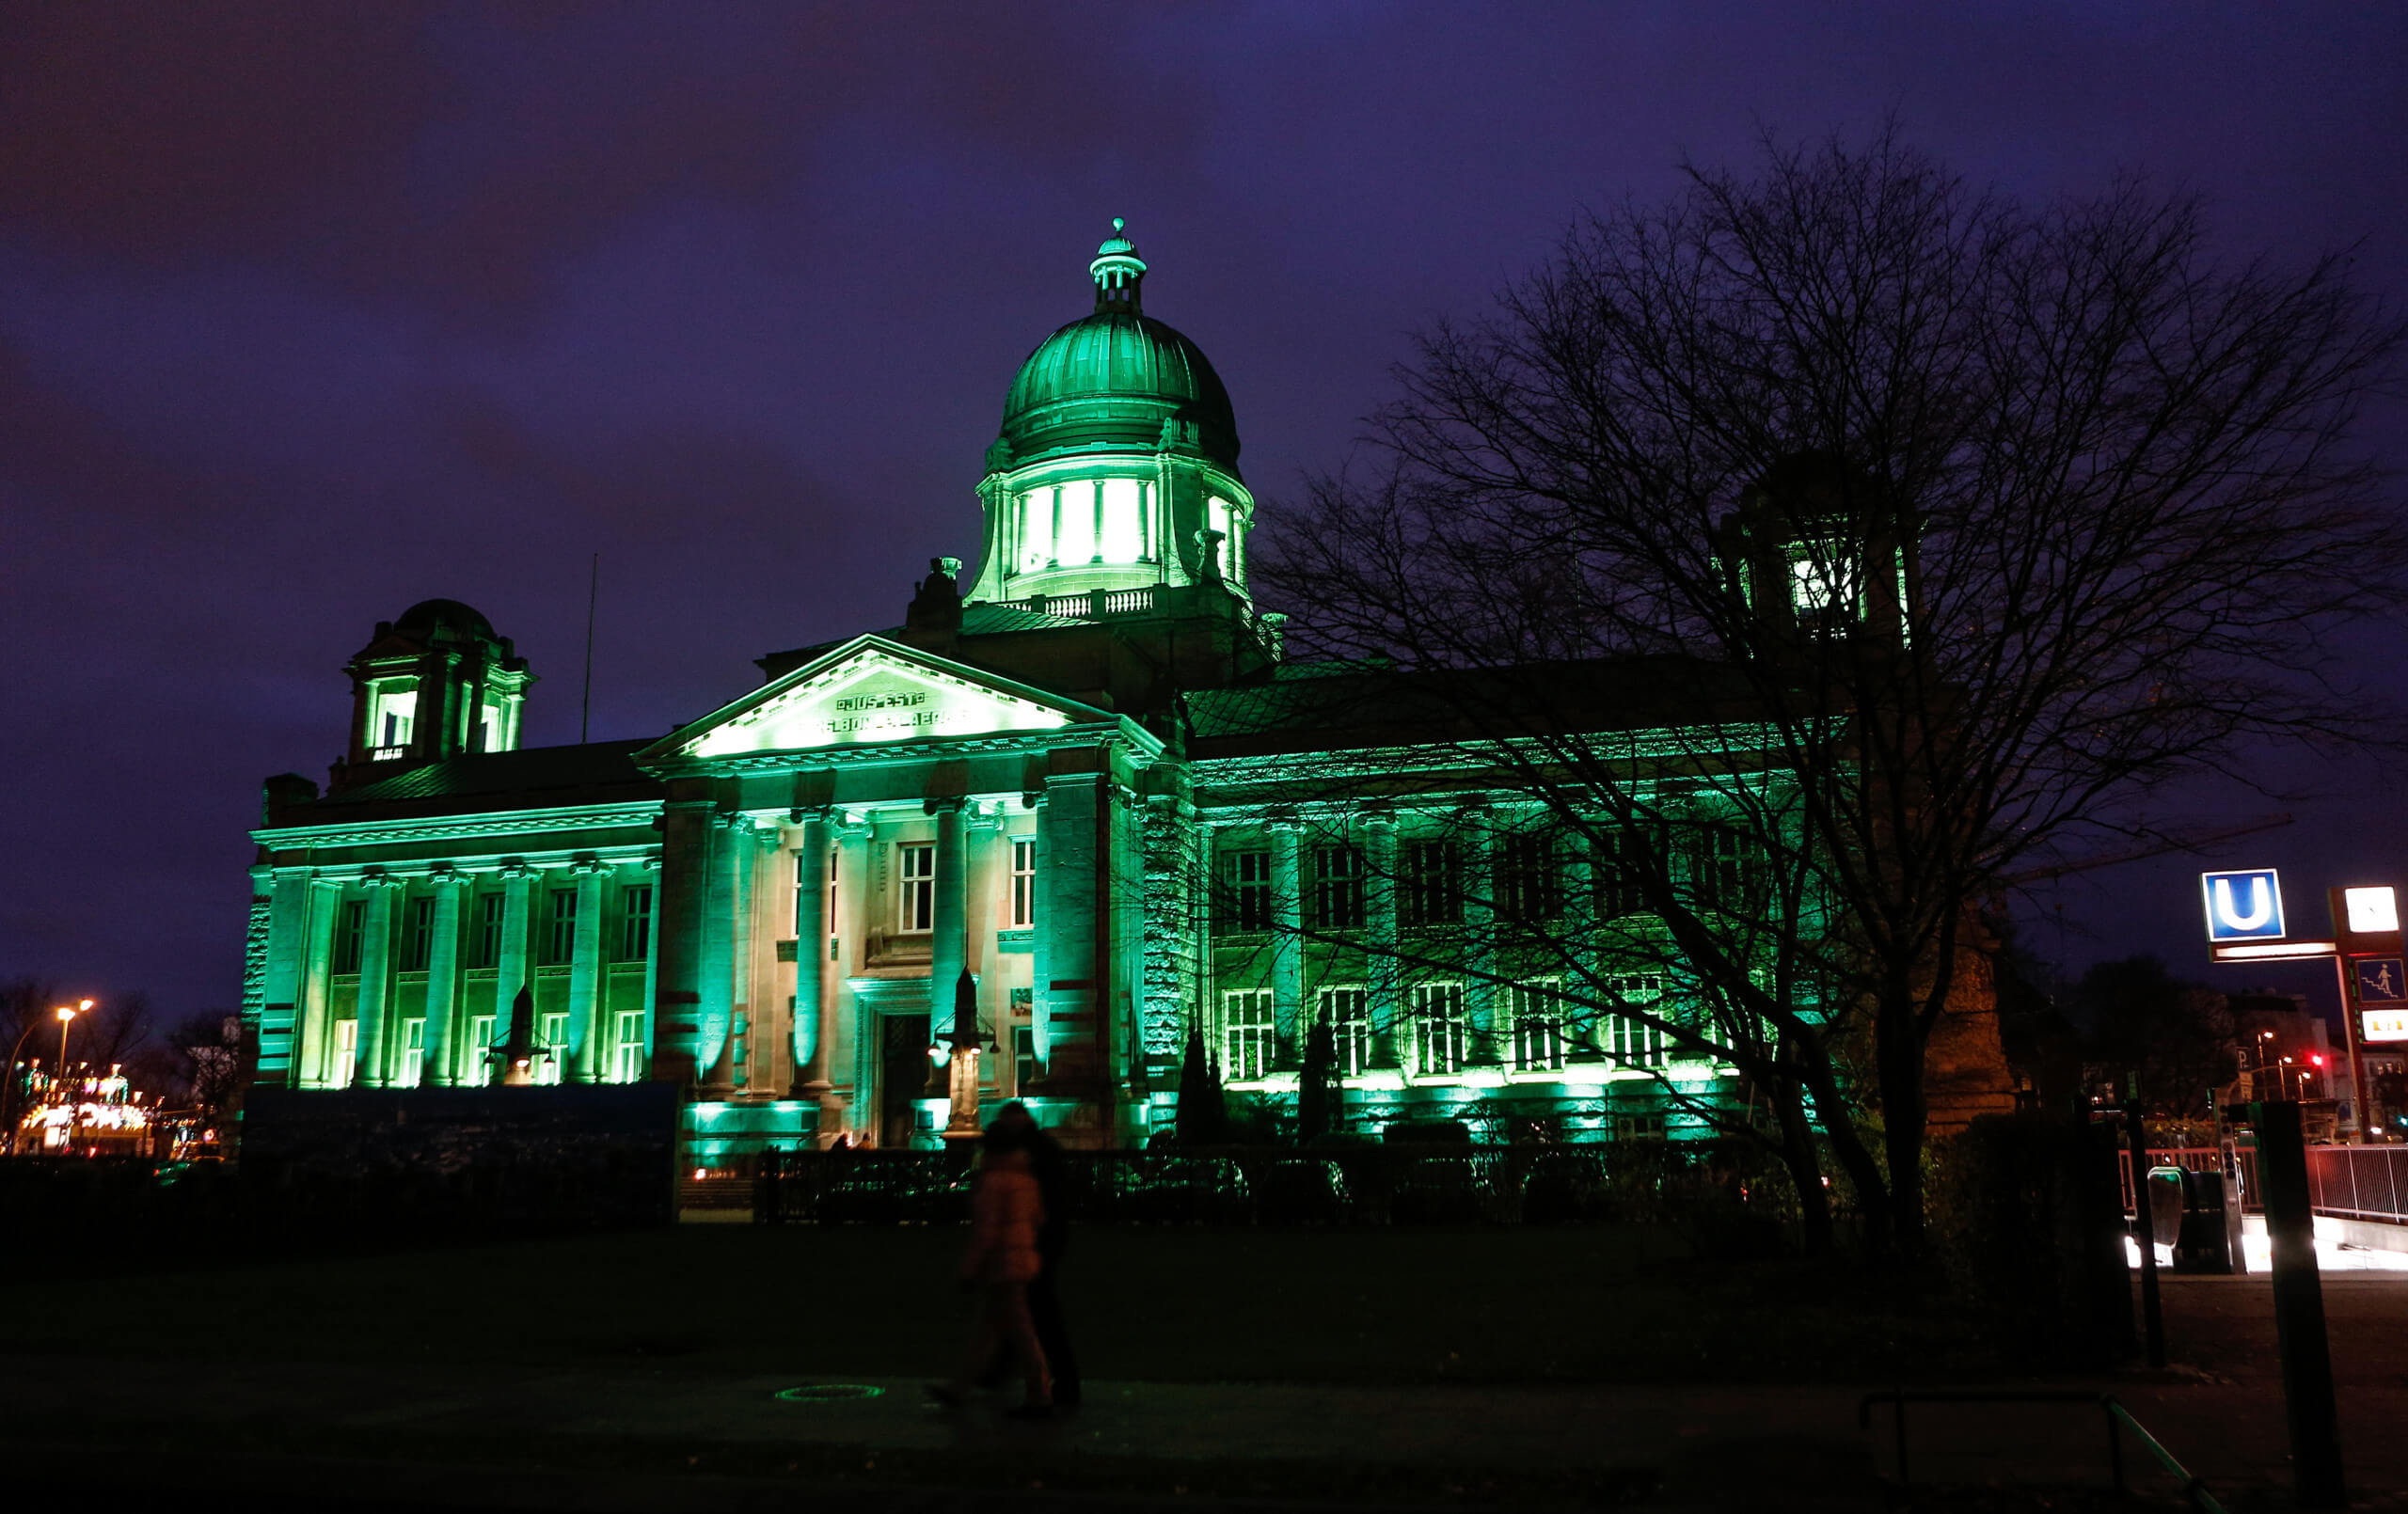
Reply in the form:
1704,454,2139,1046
2202,868,2286,942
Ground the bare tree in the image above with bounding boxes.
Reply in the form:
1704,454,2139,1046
1262,124,2401,1259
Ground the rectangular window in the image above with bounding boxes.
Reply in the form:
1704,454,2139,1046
1100,477,1144,563
546,889,578,965
1412,982,1465,1077
612,1009,645,1082
475,893,506,969
1057,480,1097,564
896,843,935,932
331,899,365,975
1019,489,1053,572
1223,848,1273,932
619,885,654,961
330,1018,357,1087
466,1015,497,1086
1309,844,1366,931
535,1012,569,1085
1401,840,1461,927
1616,1111,1669,1142
1690,825,1767,914
1208,497,1235,579
1606,986,1668,1069
401,896,435,972
398,1018,425,1086
1224,989,1275,1081
1010,838,1036,927
1320,986,1370,1076
1594,828,1654,920
1497,830,1562,923
1013,1024,1037,1091
1508,981,1562,1072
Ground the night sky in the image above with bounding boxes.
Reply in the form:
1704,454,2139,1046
5,4,2405,1024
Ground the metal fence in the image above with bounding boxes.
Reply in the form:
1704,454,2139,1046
750,1143,1787,1229
2304,1144,2408,1223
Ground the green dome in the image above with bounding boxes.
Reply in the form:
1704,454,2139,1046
994,223,1241,475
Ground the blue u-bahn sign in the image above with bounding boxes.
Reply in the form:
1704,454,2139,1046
2201,868,2287,942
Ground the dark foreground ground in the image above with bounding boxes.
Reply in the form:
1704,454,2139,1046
5,1223,2404,1511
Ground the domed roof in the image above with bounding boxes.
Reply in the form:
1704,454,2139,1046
393,598,497,641
995,222,1242,475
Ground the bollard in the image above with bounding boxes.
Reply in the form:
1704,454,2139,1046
2254,1100,2344,1508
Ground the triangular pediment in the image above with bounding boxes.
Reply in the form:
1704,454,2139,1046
642,636,1106,764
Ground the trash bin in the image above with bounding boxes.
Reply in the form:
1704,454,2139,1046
2148,1163,2243,1274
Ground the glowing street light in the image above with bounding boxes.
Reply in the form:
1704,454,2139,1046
54,1000,89,1103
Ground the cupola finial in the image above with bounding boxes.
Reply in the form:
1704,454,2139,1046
1089,217,1146,314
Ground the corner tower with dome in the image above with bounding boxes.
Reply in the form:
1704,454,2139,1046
233,223,2004,1175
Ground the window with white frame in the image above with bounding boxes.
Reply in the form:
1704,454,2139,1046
1412,982,1465,1076
1605,972,1668,1069
1507,982,1562,1071
1010,838,1036,927
896,843,935,932
466,1015,497,1086
330,1018,357,1088
535,1011,569,1085
398,1018,425,1086
612,1009,645,1082
1223,848,1273,932
1224,989,1275,1080
1309,844,1366,930
1401,839,1461,926
1320,986,1370,1075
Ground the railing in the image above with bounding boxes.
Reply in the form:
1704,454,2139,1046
1859,1390,2224,1511
2116,1146,2259,1214
751,1143,1788,1229
365,745,409,762
2305,1143,2408,1223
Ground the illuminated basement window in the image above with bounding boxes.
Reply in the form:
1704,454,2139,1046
1224,989,1275,1080
399,1018,425,1085
1320,986,1370,1075
536,1013,568,1085
331,1019,357,1089
466,1016,497,1086
1412,983,1465,1075
1616,1112,1669,1142
612,1009,645,1082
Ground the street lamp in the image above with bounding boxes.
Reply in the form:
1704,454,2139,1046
55,1001,88,1102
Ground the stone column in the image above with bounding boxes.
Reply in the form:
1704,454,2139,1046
1463,812,1499,1065
256,873,312,1087
790,812,831,1095
422,868,464,1085
1364,808,1402,1070
698,812,746,1095
352,872,404,1087
298,878,341,1087
1269,816,1303,1067
928,797,969,1025
650,796,715,1087
494,862,534,1049
1038,773,1105,1095
834,814,872,1136
566,859,610,1082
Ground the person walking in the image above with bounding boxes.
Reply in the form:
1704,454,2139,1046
980,1101,1081,1407
929,1117,1053,1416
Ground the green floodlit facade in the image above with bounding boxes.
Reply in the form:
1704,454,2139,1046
246,226,1995,1156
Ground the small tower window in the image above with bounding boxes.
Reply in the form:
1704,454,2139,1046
1100,478,1144,563
366,684,417,759
1056,481,1097,565
1207,497,1237,581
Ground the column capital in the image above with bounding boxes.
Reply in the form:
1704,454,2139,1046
923,796,968,817
570,856,614,877
307,875,344,892
641,851,664,873
1021,789,1048,811
427,864,470,890
967,800,1006,831
499,860,538,881
1266,810,1302,833
1360,803,1398,829
786,804,832,828
359,870,408,891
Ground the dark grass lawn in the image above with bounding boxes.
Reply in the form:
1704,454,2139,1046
1,1222,1997,1384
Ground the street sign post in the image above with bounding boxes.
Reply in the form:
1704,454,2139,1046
2195,869,2386,1141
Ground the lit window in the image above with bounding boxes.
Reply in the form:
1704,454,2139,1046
1019,490,1054,572
1056,481,1097,565
1100,478,1145,563
398,1018,425,1086
466,1016,497,1086
1224,989,1275,1080
1320,986,1370,1075
612,1009,646,1082
1604,976,1667,1070
1508,981,1562,1072
366,683,416,757
535,1013,569,1085
1010,839,1036,927
897,843,935,933
330,1018,357,1088
1207,497,1235,580
1412,983,1465,1076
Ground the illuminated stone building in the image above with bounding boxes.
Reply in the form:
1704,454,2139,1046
245,225,1997,1153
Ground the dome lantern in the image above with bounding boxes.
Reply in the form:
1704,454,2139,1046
1088,217,1146,314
